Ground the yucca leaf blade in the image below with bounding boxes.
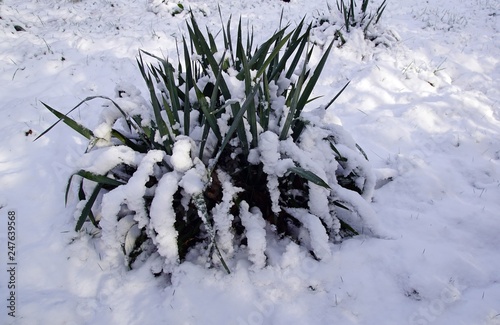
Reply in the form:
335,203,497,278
295,41,334,116
36,102,94,141
193,83,222,142
75,183,102,231
76,170,125,186
288,166,331,189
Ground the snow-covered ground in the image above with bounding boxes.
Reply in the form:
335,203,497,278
1,0,499,324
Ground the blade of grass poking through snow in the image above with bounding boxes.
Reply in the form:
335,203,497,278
35,102,94,141
356,143,369,161
287,166,331,189
65,174,78,205
144,64,180,139
350,0,355,21
267,34,281,81
375,0,387,24
209,52,227,117
323,80,351,110
362,0,387,35
75,183,102,231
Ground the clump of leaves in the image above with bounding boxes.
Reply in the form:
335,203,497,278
37,13,380,275
313,0,388,47
337,0,387,34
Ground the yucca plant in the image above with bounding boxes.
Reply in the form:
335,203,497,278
37,14,380,274
337,0,387,33
314,0,388,47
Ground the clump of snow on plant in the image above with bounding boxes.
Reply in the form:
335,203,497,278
212,170,242,257
239,201,267,269
149,171,181,268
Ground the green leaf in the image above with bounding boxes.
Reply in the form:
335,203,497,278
211,81,261,170
163,61,182,124
65,174,78,206
323,81,350,111
187,14,231,100
193,83,222,142
138,54,173,155
268,20,308,81
161,94,179,138
279,55,307,140
356,143,369,161
76,170,126,186
111,129,146,152
235,25,287,80
260,73,271,131
35,102,94,141
255,30,293,79
75,183,103,231
287,166,331,189
219,8,234,65
236,27,258,149
361,0,369,13
295,40,334,118
328,141,348,162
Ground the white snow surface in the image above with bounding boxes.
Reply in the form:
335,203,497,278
1,0,499,324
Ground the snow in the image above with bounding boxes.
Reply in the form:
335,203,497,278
212,169,242,257
1,0,500,324
179,157,208,195
170,135,194,173
149,171,181,268
240,201,267,270
285,208,331,260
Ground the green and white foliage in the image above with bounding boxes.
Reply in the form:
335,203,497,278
312,0,391,48
38,14,381,274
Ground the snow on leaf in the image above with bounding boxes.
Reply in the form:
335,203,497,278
78,146,140,175
212,170,243,257
125,150,165,229
240,201,267,270
171,135,195,173
285,208,331,260
149,171,181,267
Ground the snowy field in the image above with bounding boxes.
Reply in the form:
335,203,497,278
1,0,499,324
